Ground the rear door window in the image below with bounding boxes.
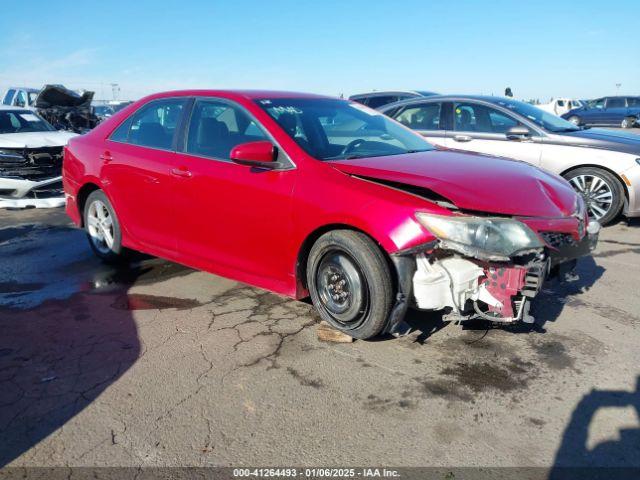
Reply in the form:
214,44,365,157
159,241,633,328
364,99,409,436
115,98,187,149
453,102,520,134
606,98,626,108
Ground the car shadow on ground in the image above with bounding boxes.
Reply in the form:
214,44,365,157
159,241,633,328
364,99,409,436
404,255,605,343
0,221,190,466
549,376,640,479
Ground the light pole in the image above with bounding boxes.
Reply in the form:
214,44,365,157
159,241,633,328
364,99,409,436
110,83,120,101
615,83,622,95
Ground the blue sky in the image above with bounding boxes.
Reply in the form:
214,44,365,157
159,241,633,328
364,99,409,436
1,0,638,102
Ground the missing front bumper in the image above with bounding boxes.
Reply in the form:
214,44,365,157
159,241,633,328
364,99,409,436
385,225,599,336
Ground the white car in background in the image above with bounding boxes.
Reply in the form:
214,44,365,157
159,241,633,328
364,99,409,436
380,95,640,225
538,98,584,117
0,106,77,208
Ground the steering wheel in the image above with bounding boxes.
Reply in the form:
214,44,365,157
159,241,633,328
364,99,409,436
340,139,366,156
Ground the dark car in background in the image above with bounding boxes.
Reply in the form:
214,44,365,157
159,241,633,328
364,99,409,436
348,90,438,109
562,96,640,128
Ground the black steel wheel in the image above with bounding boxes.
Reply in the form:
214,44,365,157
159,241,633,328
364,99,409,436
307,230,394,339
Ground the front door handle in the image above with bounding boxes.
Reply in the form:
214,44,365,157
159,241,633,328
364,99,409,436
453,135,472,143
171,167,192,178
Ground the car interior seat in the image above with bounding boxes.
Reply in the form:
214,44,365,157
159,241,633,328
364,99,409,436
135,122,169,149
277,113,298,137
457,109,474,131
195,117,230,158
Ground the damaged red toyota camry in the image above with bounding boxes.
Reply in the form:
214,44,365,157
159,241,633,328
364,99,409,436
63,90,600,339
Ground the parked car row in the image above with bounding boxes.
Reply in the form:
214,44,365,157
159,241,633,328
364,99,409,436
349,90,439,109
377,95,640,225
63,89,602,339
3,85,99,133
562,96,640,129
537,98,584,116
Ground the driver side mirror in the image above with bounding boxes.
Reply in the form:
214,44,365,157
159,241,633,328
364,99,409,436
506,126,532,141
230,141,280,169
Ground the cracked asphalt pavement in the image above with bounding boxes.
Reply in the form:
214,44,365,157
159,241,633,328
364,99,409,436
1,207,639,470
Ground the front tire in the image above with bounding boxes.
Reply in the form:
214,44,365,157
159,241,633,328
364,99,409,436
84,190,126,263
568,116,581,126
563,167,624,225
307,230,394,339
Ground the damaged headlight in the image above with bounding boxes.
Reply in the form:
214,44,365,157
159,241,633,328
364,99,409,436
415,213,543,261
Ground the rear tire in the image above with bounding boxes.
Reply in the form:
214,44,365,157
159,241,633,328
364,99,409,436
621,117,634,129
568,116,581,126
84,190,127,263
563,167,624,226
307,230,394,339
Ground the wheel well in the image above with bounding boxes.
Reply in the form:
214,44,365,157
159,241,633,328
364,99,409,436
561,164,629,202
76,183,101,225
295,224,396,296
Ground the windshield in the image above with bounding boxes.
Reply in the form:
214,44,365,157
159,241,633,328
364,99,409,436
0,110,55,134
256,98,434,160
494,99,581,133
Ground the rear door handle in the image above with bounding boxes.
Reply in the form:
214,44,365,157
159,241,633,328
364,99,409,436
453,135,472,143
171,167,192,178
99,151,113,163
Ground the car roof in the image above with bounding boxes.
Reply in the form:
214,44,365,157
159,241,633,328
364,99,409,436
6,87,39,93
377,94,523,111
141,89,335,102
349,90,425,99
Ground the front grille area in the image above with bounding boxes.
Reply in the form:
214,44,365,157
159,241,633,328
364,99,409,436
540,231,578,250
25,180,63,199
0,147,63,181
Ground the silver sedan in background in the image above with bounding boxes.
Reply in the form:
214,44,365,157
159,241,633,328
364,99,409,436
379,95,640,225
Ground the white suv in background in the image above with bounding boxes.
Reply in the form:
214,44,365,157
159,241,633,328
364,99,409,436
2,87,39,109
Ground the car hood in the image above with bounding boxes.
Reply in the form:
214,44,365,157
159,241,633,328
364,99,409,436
329,150,577,218
0,131,78,149
553,128,640,155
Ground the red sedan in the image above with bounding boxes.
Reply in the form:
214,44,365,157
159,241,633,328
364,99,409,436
63,90,600,339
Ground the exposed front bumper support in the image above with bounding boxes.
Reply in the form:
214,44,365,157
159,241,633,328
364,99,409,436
384,222,600,336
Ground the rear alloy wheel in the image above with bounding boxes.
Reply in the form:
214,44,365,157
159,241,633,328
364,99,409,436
568,116,581,126
621,117,634,129
563,167,624,225
84,190,126,263
307,230,394,339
